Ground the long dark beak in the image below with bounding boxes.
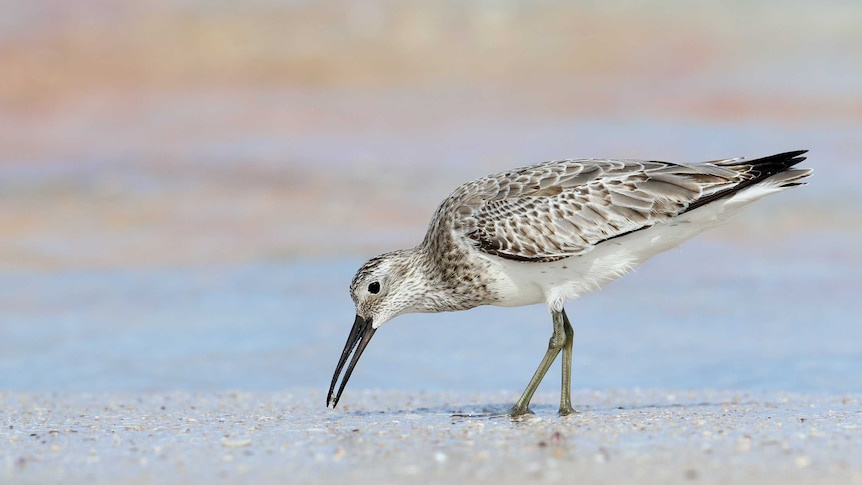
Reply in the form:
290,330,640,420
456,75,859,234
327,315,377,409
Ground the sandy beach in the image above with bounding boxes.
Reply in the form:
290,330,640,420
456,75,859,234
3,389,862,485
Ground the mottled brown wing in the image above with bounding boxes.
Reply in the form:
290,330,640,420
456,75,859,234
449,158,743,262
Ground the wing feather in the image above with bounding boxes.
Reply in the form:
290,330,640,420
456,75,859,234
423,151,809,262
443,159,743,261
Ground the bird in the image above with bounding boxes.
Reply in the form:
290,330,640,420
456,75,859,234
327,150,811,416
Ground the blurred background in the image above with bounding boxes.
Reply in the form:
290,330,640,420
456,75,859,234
1,0,860,395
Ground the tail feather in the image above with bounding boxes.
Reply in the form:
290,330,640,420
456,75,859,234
686,150,811,213
760,167,813,188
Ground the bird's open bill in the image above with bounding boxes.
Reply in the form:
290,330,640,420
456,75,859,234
327,314,377,409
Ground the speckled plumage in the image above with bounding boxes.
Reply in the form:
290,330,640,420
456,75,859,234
329,150,812,413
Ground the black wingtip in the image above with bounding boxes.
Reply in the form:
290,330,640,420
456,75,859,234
683,149,811,214
744,149,809,174
713,149,810,182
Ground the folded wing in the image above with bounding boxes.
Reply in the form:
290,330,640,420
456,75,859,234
445,151,807,262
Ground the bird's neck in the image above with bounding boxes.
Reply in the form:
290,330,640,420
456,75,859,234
401,244,493,314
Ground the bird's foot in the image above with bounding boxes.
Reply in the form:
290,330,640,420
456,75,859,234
558,404,578,417
506,405,535,419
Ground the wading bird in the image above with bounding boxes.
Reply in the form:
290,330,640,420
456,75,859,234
327,150,810,416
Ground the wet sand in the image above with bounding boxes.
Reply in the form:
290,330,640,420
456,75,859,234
3,389,861,485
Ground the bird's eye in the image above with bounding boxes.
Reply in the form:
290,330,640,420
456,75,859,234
368,282,381,294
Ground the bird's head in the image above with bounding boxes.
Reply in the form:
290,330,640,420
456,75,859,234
349,251,412,328
326,249,423,409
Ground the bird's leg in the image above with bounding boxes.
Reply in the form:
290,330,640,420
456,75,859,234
559,308,576,416
509,310,567,417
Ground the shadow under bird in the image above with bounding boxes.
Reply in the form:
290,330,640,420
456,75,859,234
327,150,812,416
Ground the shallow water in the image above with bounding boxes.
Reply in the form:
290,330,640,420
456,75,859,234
2,234,860,396
2,104,861,397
